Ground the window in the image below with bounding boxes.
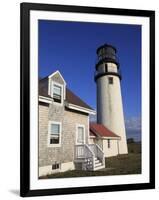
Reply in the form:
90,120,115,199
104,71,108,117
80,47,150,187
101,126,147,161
108,139,111,148
105,64,108,72
98,65,105,73
53,84,62,103
107,64,117,73
108,77,113,84
52,162,60,170
49,122,61,145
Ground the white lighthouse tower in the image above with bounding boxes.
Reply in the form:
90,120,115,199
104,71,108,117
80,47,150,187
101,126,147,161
95,44,128,154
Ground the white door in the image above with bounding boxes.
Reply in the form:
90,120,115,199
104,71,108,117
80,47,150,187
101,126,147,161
76,125,85,157
76,126,85,144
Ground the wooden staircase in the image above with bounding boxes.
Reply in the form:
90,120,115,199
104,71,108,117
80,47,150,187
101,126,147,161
75,144,105,171
94,157,104,170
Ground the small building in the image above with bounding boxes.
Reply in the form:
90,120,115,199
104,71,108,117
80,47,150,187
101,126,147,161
38,44,128,176
89,123,120,157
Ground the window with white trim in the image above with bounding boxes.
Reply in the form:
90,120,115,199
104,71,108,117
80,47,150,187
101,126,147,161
49,122,61,145
53,84,62,103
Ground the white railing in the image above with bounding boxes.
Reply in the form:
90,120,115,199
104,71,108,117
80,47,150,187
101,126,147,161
95,144,105,167
88,144,105,167
88,144,97,155
75,144,95,170
75,144,85,158
75,144,105,170
75,144,94,159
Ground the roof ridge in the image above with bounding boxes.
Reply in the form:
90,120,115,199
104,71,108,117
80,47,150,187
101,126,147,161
39,76,48,82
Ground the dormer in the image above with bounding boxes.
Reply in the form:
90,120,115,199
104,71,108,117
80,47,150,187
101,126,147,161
39,70,96,115
48,70,66,106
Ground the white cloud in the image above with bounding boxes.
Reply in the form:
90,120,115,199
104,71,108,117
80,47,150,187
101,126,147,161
90,115,141,132
125,117,141,131
125,117,141,141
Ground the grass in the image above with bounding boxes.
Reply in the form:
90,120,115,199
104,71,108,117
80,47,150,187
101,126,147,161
40,142,141,179
128,142,141,154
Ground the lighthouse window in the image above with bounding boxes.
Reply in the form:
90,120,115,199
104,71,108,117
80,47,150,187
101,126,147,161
105,64,108,72
108,139,111,148
109,77,113,84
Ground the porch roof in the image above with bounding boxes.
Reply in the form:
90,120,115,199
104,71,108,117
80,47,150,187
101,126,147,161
90,123,120,139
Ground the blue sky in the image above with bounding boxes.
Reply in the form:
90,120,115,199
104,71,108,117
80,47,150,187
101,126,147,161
38,20,141,141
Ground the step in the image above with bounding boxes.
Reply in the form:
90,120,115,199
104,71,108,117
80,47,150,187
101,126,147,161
94,162,102,167
94,165,105,171
94,158,100,162
95,159,101,164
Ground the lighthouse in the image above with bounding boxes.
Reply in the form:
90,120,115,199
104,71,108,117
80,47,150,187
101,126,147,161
95,44,128,154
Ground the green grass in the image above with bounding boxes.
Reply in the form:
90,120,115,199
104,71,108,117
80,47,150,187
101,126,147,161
128,142,141,154
40,142,141,179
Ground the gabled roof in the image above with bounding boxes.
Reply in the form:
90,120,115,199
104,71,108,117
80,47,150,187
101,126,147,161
39,74,93,111
48,70,66,85
90,123,120,138
66,88,93,110
90,129,98,137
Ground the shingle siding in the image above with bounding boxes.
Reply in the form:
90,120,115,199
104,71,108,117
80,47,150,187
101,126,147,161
39,103,89,167
39,71,90,168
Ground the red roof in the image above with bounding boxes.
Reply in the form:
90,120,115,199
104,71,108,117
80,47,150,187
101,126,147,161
90,129,98,137
90,123,120,138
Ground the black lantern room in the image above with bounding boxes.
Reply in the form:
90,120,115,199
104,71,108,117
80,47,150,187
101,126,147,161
95,44,121,81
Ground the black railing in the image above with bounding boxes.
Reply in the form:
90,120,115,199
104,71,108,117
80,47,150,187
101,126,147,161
96,53,119,63
95,57,120,69
94,69,122,81
94,68,122,76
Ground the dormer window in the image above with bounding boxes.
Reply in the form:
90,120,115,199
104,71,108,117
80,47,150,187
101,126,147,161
53,84,62,103
48,71,66,105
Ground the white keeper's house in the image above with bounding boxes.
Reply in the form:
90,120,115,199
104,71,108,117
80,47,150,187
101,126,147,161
38,44,128,177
